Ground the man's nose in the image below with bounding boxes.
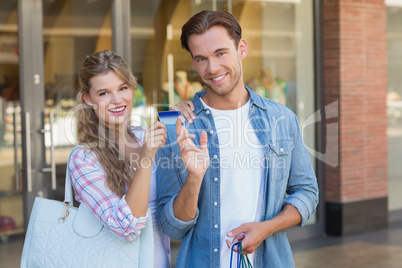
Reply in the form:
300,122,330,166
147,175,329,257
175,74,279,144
207,58,220,73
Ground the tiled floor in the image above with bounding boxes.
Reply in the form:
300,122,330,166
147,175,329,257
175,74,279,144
294,241,402,268
291,219,402,268
2,219,402,267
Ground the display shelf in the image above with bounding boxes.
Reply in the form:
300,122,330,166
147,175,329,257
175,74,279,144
0,191,22,198
0,227,24,243
0,227,24,236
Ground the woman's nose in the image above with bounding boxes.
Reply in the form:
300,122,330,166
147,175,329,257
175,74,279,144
111,92,123,103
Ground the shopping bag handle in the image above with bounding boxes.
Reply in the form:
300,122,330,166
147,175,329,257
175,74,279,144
229,241,253,268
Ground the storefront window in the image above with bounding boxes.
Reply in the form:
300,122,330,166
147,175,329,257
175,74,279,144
386,4,402,211
130,0,316,222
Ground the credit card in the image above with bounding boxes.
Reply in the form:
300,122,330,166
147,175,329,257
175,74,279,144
158,111,184,126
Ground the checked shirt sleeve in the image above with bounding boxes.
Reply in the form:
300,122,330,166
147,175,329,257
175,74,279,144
68,147,149,242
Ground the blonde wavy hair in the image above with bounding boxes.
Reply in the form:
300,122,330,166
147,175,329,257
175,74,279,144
77,50,138,197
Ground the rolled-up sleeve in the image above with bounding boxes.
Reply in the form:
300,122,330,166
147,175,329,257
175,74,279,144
158,192,199,240
68,147,149,241
284,114,319,226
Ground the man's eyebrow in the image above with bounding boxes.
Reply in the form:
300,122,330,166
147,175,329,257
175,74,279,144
192,48,229,59
214,48,229,53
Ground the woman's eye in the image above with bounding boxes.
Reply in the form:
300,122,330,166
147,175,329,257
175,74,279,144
120,86,128,91
99,92,107,96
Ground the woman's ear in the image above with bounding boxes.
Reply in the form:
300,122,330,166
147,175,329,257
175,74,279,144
82,93,93,107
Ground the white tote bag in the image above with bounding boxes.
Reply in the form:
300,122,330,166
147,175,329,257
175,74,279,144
20,160,154,268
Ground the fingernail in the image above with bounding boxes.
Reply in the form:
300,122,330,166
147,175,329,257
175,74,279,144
189,119,193,123
228,232,233,236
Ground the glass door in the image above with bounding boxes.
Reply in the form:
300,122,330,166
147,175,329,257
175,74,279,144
42,0,113,202
0,0,113,242
0,0,23,241
387,4,402,214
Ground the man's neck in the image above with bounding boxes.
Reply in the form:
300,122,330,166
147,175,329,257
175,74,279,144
201,86,249,110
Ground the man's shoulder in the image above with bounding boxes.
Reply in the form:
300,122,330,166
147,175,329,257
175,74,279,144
252,93,295,118
246,85,292,114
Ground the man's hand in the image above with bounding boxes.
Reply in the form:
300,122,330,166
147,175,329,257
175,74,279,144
172,116,209,222
176,116,209,177
226,205,302,254
170,100,195,123
225,222,270,255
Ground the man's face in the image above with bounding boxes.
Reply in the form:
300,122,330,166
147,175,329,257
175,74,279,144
188,26,248,99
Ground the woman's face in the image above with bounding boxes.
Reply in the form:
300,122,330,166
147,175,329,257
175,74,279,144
83,70,133,129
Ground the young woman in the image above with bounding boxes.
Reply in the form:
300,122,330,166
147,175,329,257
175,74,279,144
68,50,170,267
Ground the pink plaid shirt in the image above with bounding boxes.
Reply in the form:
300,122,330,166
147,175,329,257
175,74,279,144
68,127,148,242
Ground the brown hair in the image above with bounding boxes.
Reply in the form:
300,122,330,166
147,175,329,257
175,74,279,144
181,10,242,53
77,50,137,197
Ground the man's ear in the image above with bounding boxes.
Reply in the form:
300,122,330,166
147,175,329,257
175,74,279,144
82,93,93,107
238,39,248,59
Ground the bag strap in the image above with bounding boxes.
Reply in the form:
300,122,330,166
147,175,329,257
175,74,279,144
64,147,81,204
64,162,73,203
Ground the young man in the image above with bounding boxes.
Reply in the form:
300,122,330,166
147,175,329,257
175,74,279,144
156,10,319,267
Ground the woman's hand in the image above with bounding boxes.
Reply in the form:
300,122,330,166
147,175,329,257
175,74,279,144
175,116,209,178
141,121,167,162
170,101,195,124
126,121,166,217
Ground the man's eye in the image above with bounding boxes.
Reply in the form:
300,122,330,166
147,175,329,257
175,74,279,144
99,92,107,96
217,52,225,57
196,58,206,63
120,86,128,91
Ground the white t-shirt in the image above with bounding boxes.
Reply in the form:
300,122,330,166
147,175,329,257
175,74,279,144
200,98,265,267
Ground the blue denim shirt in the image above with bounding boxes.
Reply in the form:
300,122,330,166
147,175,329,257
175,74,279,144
156,86,319,268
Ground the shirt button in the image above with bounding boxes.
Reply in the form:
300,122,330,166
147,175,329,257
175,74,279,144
206,110,210,114
213,155,218,159
280,148,284,152
214,224,218,228
210,130,214,134
214,177,218,182
214,202,218,206
214,248,218,252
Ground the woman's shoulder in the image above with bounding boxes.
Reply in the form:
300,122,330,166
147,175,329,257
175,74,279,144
68,145,99,167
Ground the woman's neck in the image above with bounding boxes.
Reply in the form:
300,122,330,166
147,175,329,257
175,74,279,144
106,124,127,145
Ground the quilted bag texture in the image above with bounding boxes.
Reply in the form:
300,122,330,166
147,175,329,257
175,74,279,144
20,157,154,268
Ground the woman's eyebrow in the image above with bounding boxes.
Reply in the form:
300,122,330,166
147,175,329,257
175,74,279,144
94,82,127,93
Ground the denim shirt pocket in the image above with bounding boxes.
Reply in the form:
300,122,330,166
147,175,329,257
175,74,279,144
268,140,294,181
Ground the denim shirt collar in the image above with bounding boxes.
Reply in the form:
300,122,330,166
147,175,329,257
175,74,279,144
192,85,267,115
